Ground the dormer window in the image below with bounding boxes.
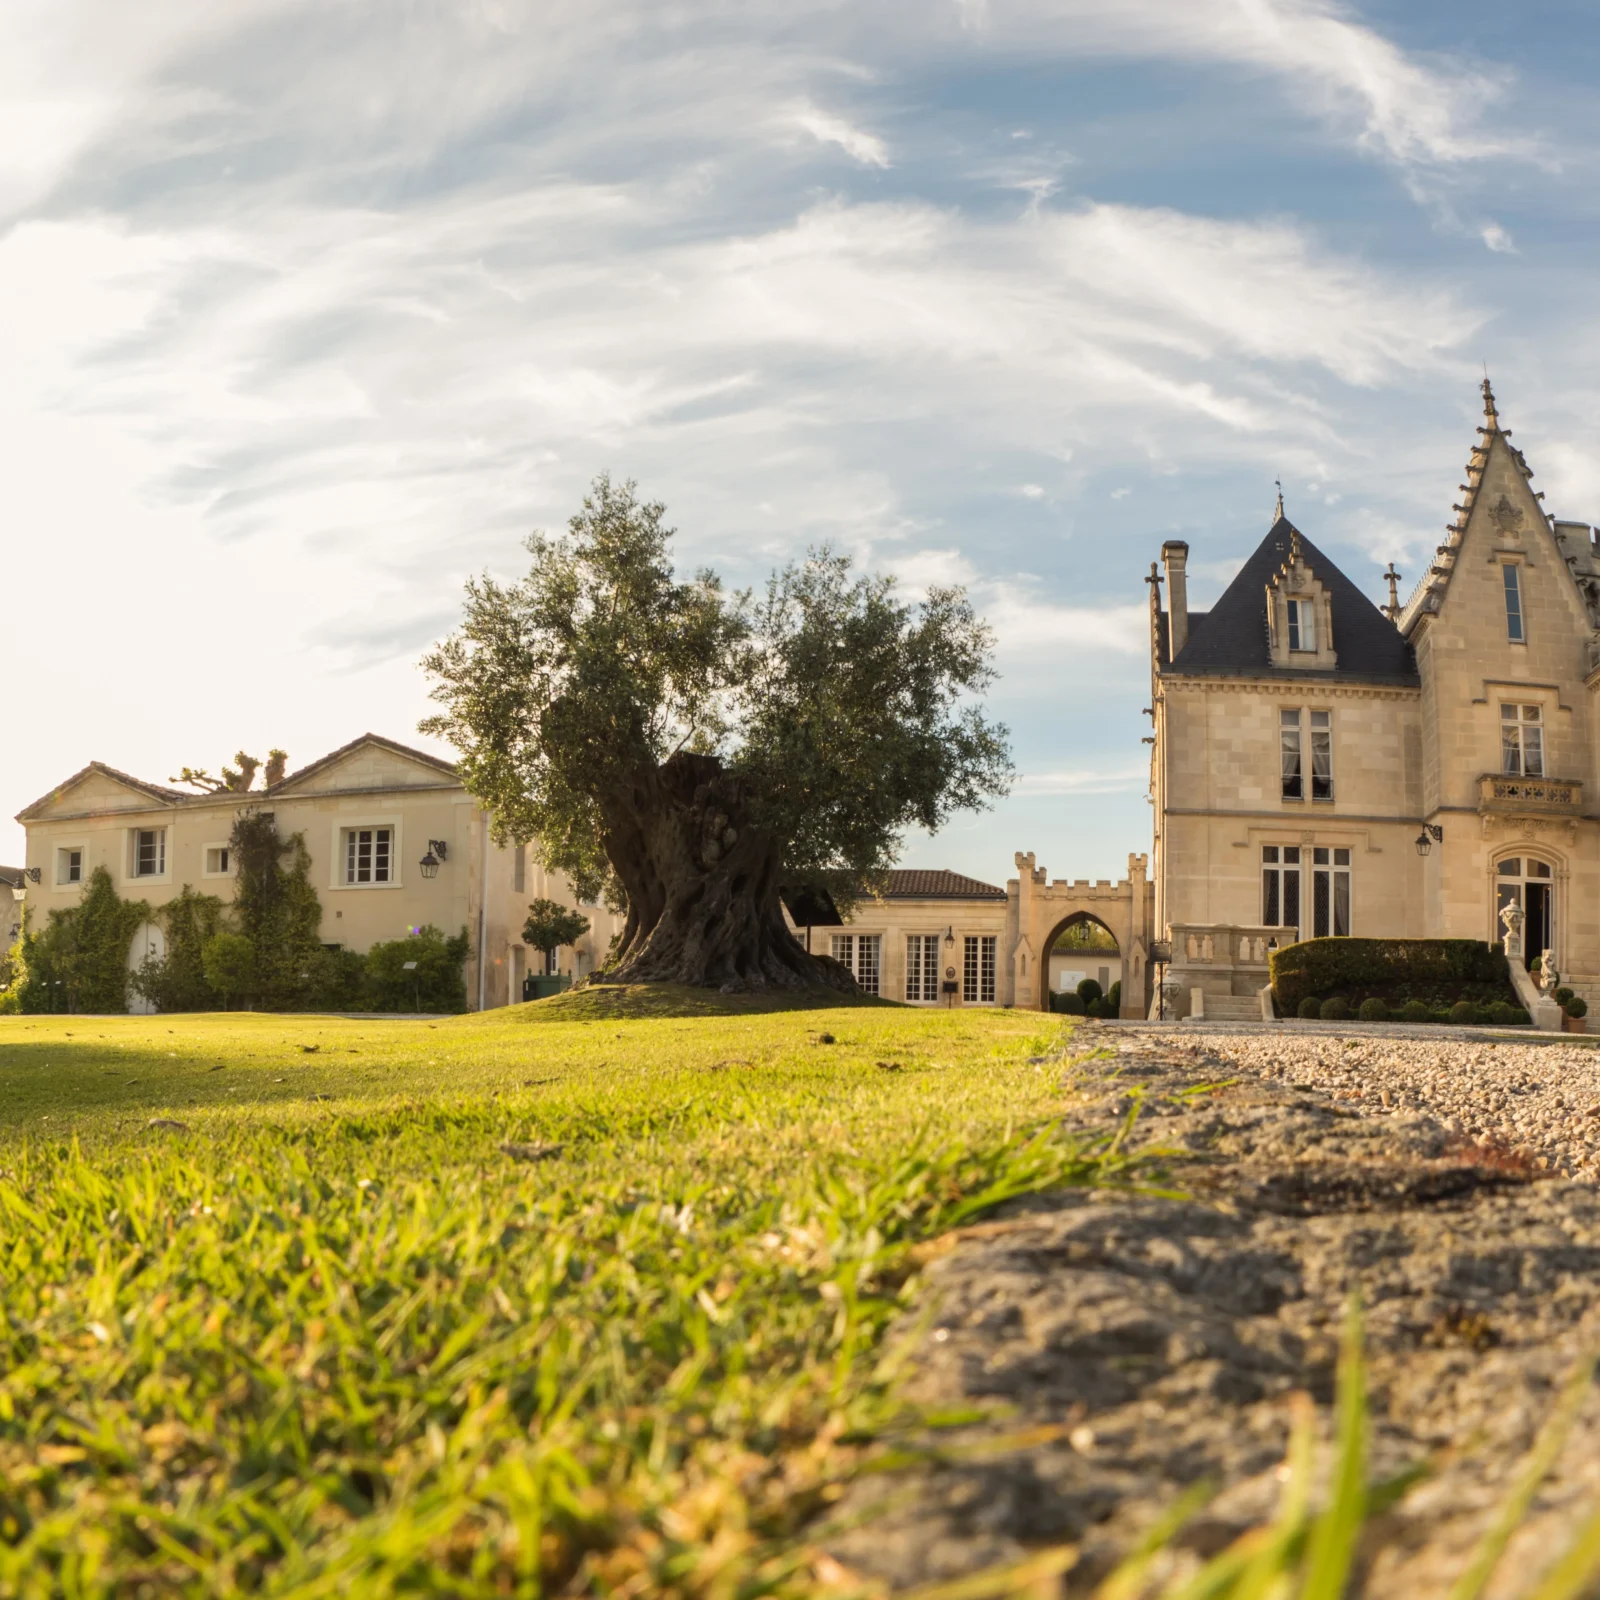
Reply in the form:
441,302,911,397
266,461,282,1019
1287,598,1316,652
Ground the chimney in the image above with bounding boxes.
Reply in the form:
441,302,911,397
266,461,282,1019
1162,540,1190,659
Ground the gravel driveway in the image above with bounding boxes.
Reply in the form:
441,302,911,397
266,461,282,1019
1134,1023,1600,1180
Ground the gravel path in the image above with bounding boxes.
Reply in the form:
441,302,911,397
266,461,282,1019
1137,1026,1600,1180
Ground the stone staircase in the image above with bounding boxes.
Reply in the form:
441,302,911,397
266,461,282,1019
1195,992,1264,1023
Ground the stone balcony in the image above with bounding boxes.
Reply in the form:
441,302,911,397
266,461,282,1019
1478,772,1583,815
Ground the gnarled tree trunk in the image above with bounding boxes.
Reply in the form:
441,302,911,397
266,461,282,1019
597,752,855,992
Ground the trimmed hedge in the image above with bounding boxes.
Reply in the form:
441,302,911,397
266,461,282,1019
1270,938,1511,1011
1050,991,1085,1015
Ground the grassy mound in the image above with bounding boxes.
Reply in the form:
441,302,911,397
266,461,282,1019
0,1005,1134,1596
491,979,896,1023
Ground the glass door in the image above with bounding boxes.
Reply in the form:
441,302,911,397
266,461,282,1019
1495,856,1553,968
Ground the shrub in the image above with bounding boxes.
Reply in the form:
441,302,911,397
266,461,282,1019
1509,1006,1532,1025
1357,997,1388,1022
365,925,471,1013
1297,995,1321,1019
1270,938,1509,1012
1085,998,1112,1018
202,932,258,1009
1319,996,1350,1021
1399,1000,1432,1023
304,945,369,1011
1052,991,1086,1015
1449,1000,1480,1025
1107,979,1121,1014
231,812,327,1009
1566,996,1588,1020
1554,986,1576,1008
1486,1001,1516,1025
1076,977,1103,1007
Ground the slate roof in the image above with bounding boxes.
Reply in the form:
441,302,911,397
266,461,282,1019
1162,516,1418,686
882,869,1007,901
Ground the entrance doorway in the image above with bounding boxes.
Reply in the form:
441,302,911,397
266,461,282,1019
1496,856,1553,968
1045,914,1122,1013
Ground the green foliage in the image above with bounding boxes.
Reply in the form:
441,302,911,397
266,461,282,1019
1399,999,1433,1023
1554,986,1576,1007
420,474,1012,918
128,886,230,1013
1076,976,1103,1006
304,945,369,1011
172,748,289,794
1450,999,1481,1025
1271,937,1515,1013
1357,997,1389,1022
0,1004,1144,1595
1107,979,1121,1014
364,925,471,1013
15,867,146,1014
1053,918,1118,953
1566,996,1588,1020
201,932,257,1008
521,897,590,956
1319,995,1350,1021
229,812,326,1009
1297,995,1321,1019
1050,990,1086,1015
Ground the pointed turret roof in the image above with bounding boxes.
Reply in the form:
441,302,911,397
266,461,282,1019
1161,516,1418,684
1397,377,1546,632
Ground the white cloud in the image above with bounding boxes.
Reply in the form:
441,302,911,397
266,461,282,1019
1481,221,1517,254
791,102,890,168
1015,765,1147,795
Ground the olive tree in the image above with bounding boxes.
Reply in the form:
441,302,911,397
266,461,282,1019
422,475,1011,990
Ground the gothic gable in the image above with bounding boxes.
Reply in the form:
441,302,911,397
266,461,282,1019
1263,532,1338,671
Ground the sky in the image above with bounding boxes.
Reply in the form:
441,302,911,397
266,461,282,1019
5,0,1600,886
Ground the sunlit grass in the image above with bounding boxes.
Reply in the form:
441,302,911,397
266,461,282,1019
0,1000,1138,1596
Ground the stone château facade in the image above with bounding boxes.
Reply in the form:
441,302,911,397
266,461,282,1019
1150,382,1600,1016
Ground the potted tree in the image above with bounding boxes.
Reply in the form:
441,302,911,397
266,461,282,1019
521,899,590,1000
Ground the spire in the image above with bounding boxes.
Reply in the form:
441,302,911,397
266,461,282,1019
1274,477,1284,521
1482,373,1499,432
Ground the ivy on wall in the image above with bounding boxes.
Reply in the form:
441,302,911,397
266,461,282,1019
14,867,148,1014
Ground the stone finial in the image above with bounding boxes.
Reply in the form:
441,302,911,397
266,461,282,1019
1482,374,1499,430
1274,478,1285,521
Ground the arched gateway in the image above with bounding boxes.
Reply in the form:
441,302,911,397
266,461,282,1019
1006,852,1154,1017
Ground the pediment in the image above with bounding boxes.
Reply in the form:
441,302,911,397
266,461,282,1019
270,735,459,797
18,764,175,821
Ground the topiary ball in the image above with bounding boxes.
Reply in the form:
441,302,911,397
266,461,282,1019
1058,992,1086,1016
1400,1000,1431,1023
1487,1001,1514,1025
1357,997,1388,1022
1319,996,1350,1021
1555,987,1576,1007
1297,995,1321,1019
1449,1000,1479,1025
1076,978,1103,1006
1567,996,1588,1020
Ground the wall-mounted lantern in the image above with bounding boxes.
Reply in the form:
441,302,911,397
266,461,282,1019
1414,823,1443,858
419,840,449,879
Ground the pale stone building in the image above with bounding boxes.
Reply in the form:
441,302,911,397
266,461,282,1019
1150,383,1600,1016
13,733,621,1011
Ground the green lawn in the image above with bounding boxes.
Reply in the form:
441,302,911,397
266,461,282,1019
0,993,1129,1597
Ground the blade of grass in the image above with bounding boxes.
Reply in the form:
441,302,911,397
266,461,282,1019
1299,1296,1368,1600
1093,1479,1217,1600
896,1545,1079,1600
1447,1349,1599,1600
1524,1499,1600,1600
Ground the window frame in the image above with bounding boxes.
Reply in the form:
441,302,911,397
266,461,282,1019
54,843,87,888
202,842,235,879
1310,846,1352,938
328,817,404,891
829,933,882,997
1286,597,1317,653
128,826,168,882
961,934,997,1004
1280,709,1304,801
1261,844,1303,935
1500,703,1544,777
1502,562,1526,643
905,933,940,1004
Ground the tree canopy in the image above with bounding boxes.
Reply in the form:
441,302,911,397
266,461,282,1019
422,475,1011,989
